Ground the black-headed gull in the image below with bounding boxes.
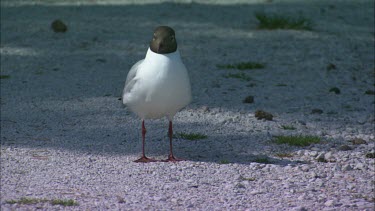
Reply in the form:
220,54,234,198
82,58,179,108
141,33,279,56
122,26,192,162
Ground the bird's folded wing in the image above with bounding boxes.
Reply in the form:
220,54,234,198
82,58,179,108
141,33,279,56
122,59,144,104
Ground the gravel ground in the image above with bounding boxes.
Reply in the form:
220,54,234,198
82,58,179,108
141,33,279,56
1,0,374,210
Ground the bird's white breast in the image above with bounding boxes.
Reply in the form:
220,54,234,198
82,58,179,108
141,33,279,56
123,48,192,120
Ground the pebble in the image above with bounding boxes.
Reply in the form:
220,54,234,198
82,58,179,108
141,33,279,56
338,145,352,151
51,19,67,32
324,200,335,207
342,164,353,171
354,163,365,170
250,190,263,195
351,138,367,145
309,151,318,157
324,152,334,161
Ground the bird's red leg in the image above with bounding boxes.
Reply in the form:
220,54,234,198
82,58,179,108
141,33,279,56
134,120,156,163
164,121,184,162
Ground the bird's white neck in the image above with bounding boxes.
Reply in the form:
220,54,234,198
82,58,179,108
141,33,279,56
145,48,181,62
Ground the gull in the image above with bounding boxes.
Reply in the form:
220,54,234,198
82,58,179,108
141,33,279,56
122,26,192,162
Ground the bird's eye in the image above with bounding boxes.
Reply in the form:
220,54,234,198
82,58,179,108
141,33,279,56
171,35,175,41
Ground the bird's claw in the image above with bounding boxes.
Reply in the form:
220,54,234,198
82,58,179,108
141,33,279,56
134,156,157,163
162,155,184,162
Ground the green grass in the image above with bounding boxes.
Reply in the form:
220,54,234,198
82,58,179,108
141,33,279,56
51,199,79,206
239,175,256,181
6,197,48,205
281,125,296,130
219,159,230,164
6,198,78,207
217,62,265,70
175,132,207,140
254,157,273,164
0,74,11,79
275,135,321,146
224,72,252,81
276,83,287,87
255,11,313,30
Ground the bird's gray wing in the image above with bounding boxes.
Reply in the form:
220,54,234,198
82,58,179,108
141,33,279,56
122,59,144,104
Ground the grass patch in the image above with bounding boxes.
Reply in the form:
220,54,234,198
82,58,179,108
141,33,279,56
254,157,273,164
239,175,256,181
175,132,207,140
255,11,313,30
0,75,11,79
217,62,265,70
276,83,287,87
275,135,321,146
6,197,48,205
219,159,230,164
223,72,252,81
51,199,79,206
5,198,78,206
281,125,296,130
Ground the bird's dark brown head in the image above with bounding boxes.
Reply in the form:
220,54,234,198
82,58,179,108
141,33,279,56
150,26,177,54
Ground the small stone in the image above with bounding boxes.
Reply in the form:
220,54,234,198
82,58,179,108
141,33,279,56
316,153,327,163
327,63,336,71
324,151,333,160
250,190,263,195
365,152,375,158
310,172,318,178
51,19,67,32
354,163,365,170
311,109,323,114
338,145,352,151
309,151,318,157
329,87,341,94
294,206,308,211
324,200,335,207
254,110,273,121
332,164,341,171
297,120,306,125
201,106,209,112
301,165,310,172
236,183,246,189
243,96,254,104
154,196,162,201
342,164,352,171
351,138,367,145
96,58,106,63
364,90,375,95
